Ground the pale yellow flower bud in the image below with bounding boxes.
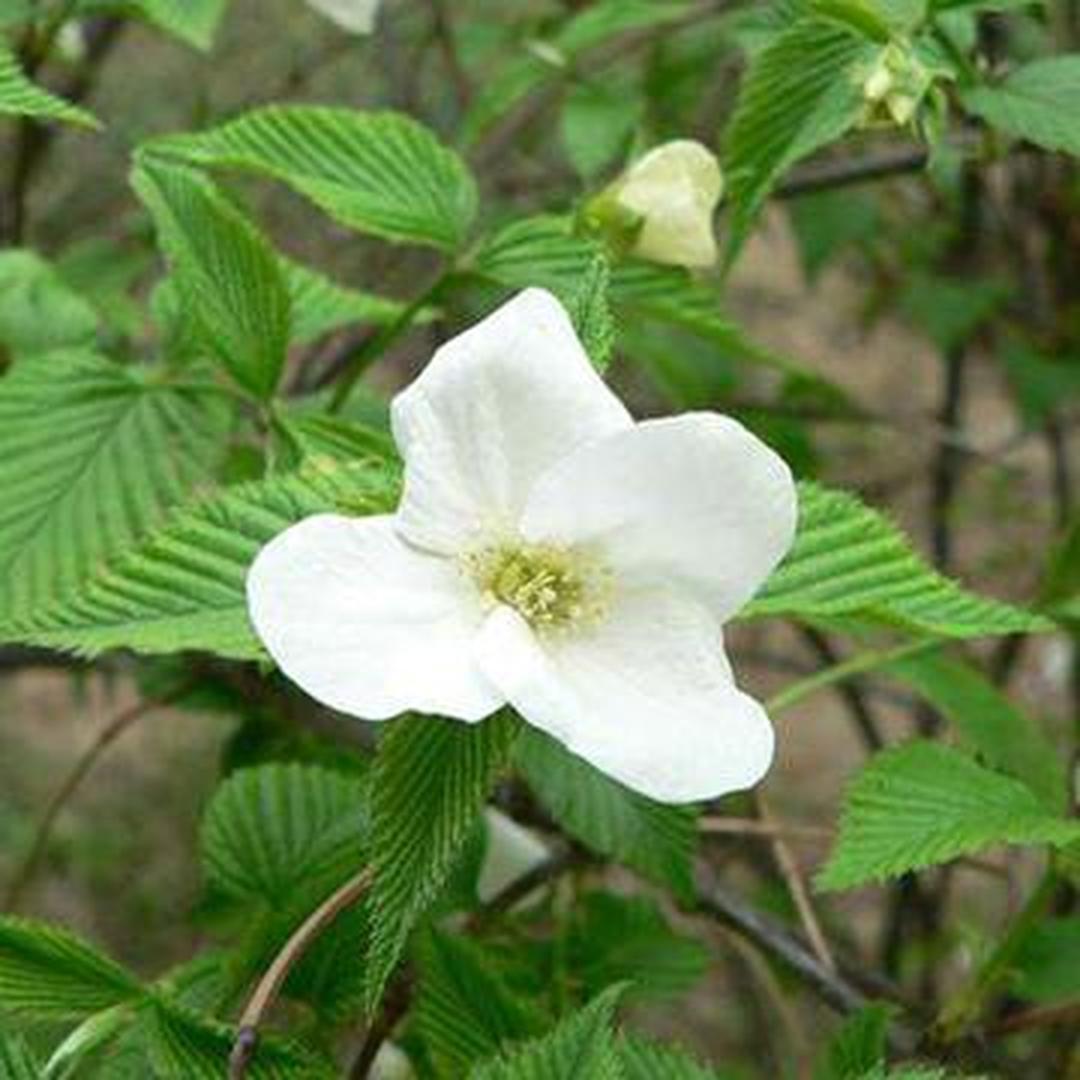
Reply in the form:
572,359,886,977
306,0,380,34
601,140,724,269
859,43,932,129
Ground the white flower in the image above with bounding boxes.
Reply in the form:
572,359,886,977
247,289,796,803
306,0,380,34
608,140,724,269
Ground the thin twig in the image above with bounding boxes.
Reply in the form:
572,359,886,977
695,863,867,1018
754,793,837,973
229,866,375,1079
990,1000,1080,1036
3,684,190,911
699,816,832,842
776,145,931,199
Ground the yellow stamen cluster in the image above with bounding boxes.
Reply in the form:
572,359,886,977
463,541,611,633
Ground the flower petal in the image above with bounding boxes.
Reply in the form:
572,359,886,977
247,514,502,721
391,288,632,554
475,590,774,803
521,413,796,623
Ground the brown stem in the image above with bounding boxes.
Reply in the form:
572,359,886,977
3,683,190,911
229,866,375,1079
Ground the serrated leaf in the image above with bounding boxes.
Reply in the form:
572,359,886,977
723,16,880,254
568,892,708,1002
0,250,99,357
514,728,697,899
6,458,397,659
469,984,626,1080
145,106,477,250
0,1030,39,1080
616,1035,731,1080
885,652,1065,811
365,712,520,1011
745,482,1050,637
569,255,615,371
0,918,144,1019
77,0,226,50
0,350,231,623
133,160,290,399
962,57,1080,157
818,742,1080,891
0,39,99,126
415,930,543,1074
283,258,411,346
200,763,367,905
144,998,330,1078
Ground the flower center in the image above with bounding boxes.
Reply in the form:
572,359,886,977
464,541,611,633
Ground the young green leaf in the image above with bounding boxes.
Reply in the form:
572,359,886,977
885,652,1065,811
6,458,397,660
414,930,544,1074
514,728,697,899
0,250,99,357
0,918,145,1019
469,984,626,1080
962,57,1080,158
745,482,1051,637
1010,916,1080,1004
569,255,616,371
0,39,99,126
818,742,1080,891
723,16,881,254
365,712,520,1011
133,160,291,399
283,257,413,346
0,350,231,623
200,763,368,905
144,106,478,250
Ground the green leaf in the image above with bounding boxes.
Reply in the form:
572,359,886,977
469,985,626,1080
898,273,1008,352
0,250,99,358
515,728,697,899
1010,916,1080,1003
962,56,1080,157
365,712,520,1011
145,107,478,250
885,652,1065,811
415,930,543,1074
200,763,367,905
813,1004,890,1080
746,482,1051,637
568,892,708,1002
569,255,615,372
133,160,290,399
79,0,227,49
0,1031,39,1080
723,16,881,254
0,40,99,126
561,74,641,179
615,1035,731,1080
817,742,1080,891
283,258,412,346
788,189,880,282
0,917,144,1019
144,998,330,1079
6,458,397,659
0,350,231,622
